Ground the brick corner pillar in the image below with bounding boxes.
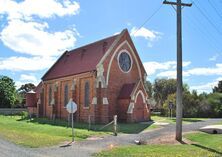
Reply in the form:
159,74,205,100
143,103,149,121
127,114,133,123
126,102,134,123
100,95,109,124
90,97,97,124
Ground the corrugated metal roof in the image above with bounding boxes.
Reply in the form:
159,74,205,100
42,34,119,80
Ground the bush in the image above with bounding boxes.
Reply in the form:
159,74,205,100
20,111,29,119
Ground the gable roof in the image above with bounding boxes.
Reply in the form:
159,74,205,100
42,33,120,81
118,83,136,99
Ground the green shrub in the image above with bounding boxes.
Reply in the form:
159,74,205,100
20,111,29,119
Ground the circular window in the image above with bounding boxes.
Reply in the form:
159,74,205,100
118,51,132,72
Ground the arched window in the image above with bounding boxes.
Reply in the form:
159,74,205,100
48,86,52,106
84,81,90,107
64,84,69,107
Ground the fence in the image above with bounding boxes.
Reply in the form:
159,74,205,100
67,114,118,136
0,108,27,115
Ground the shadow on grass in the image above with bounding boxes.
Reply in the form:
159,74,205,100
171,118,203,123
192,144,222,156
17,117,154,134
60,141,73,148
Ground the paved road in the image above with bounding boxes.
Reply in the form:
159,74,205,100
0,118,221,157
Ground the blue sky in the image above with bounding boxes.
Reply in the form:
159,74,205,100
0,0,222,93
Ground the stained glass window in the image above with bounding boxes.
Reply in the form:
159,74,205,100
64,84,69,106
84,81,90,107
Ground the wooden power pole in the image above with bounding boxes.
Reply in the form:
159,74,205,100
163,0,192,142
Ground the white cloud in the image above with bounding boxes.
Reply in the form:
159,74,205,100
190,81,218,94
20,74,37,82
143,61,191,76
0,0,80,57
187,64,222,76
0,19,78,57
0,56,56,71
0,0,80,20
130,27,162,47
15,74,40,88
157,70,190,79
209,54,219,61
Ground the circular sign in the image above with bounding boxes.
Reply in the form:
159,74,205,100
66,99,77,113
168,102,174,110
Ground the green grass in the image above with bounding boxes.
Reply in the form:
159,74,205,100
0,116,108,148
95,132,222,157
0,116,158,147
27,117,158,134
216,121,222,125
151,115,207,124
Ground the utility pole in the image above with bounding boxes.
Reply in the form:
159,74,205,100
163,0,192,142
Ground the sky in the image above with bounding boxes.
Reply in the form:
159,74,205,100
0,0,222,93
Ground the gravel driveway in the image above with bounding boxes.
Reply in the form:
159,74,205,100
0,118,221,157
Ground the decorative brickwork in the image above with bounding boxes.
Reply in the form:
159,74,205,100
29,29,150,123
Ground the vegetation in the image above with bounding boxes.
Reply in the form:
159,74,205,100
146,78,222,118
0,115,108,147
95,132,222,157
0,116,158,147
16,83,36,106
151,115,206,124
17,83,36,93
25,117,157,134
0,76,16,108
213,80,222,93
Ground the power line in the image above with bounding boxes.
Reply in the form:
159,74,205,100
192,0,222,36
208,0,222,20
131,4,163,35
184,14,222,53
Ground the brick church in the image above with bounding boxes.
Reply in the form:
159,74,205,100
28,29,150,123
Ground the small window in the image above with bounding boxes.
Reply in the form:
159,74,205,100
84,81,90,107
64,84,69,107
48,86,52,106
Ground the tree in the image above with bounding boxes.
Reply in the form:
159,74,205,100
207,93,222,117
18,83,36,93
0,76,16,108
153,78,177,108
213,80,222,93
145,81,153,97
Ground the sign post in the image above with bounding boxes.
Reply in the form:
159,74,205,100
66,99,77,143
169,101,174,119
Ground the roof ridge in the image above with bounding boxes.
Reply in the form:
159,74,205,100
69,33,120,53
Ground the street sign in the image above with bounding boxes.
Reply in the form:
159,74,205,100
169,102,174,110
66,99,77,142
66,99,77,113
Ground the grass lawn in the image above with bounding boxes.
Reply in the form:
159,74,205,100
151,115,207,124
0,115,108,148
0,116,157,147
216,121,222,125
95,132,222,157
28,117,158,134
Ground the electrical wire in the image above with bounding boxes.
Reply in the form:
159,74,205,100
192,0,222,36
131,3,163,36
208,0,222,20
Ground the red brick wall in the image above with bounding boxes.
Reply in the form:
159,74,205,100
42,72,96,122
102,32,148,121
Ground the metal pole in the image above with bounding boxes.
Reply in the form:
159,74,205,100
72,112,74,142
